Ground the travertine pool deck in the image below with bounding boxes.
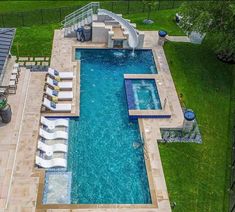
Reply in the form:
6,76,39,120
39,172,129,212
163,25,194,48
0,29,184,212
42,61,80,117
0,69,45,211
124,74,171,118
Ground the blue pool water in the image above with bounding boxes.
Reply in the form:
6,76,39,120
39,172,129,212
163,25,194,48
132,79,162,110
68,49,157,204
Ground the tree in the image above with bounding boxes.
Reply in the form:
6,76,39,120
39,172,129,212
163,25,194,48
179,1,235,63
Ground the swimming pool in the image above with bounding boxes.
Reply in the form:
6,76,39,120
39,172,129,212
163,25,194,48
68,49,157,204
125,79,162,110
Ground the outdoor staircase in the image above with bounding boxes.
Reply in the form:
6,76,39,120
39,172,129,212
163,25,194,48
62,2,100,37
61,2,139,49
98,9,139,49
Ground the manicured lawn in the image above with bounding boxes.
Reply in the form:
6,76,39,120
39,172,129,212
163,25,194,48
11,24,58,57
160,41,234,211
125,9,184,35
11,9,182,57
0,1,89,13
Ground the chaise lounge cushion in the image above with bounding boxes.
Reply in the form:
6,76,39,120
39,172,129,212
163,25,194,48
54,70,59,76
52,90,58,96
53,79,58,86
50,101,56,108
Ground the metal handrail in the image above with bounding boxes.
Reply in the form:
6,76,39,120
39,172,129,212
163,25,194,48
65,2,99,20
62,2,99,27
63,9,93,29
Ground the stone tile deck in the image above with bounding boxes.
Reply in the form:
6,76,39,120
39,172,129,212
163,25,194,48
42,62,80,117
166,35,190,43
0,29,184,212
124,74,171,118
0,69,46,211
0,67,29,209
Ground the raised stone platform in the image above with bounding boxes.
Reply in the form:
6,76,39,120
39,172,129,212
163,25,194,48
124,74,171,119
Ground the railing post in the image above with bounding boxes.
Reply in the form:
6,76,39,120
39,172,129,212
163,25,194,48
158,0,161,10
231,202,235,212
40,9,44,24
231,180,235,191
172,0,175,9
232,158,235,167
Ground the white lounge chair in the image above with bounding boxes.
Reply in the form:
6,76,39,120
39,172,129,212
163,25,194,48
48,67,73,80
45,87,73,100
38,140,67,156
46,77,72,90
36,156,66,168
42,98,72,112
39,128,68,140
41,116,69,130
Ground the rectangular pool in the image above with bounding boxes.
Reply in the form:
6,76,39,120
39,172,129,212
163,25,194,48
68,49,157,204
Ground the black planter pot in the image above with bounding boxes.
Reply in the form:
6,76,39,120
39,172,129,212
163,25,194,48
0,104,12,123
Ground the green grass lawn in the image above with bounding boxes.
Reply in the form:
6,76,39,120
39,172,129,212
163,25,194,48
125,9,184,35
0,1,89,13
11,24,58,57
160,41,234,211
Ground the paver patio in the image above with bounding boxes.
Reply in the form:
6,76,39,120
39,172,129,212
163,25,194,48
0,29,184,212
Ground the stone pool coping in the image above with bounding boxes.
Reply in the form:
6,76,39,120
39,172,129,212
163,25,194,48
124,74,171,119
0,30,184,212
35,30,175,211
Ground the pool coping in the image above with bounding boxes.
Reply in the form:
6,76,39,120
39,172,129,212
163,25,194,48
1,30,183,212
36,47,160,210
41,61,81,118
124,74,171,119
34,30,176,211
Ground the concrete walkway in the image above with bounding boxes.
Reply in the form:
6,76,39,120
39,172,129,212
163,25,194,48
166,35,190,43
0,67,30,209
0,69,46,211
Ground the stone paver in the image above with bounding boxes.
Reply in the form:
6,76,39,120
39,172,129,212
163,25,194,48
0,29,185,212
35,57,45,61
166,35,190,43
41,62,49,66
18,57,29,61
0,67,30,209
0,71,45,211
25,62,36,66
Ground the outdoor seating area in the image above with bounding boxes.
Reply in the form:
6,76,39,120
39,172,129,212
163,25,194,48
41,68,78,115
36,116,69,169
